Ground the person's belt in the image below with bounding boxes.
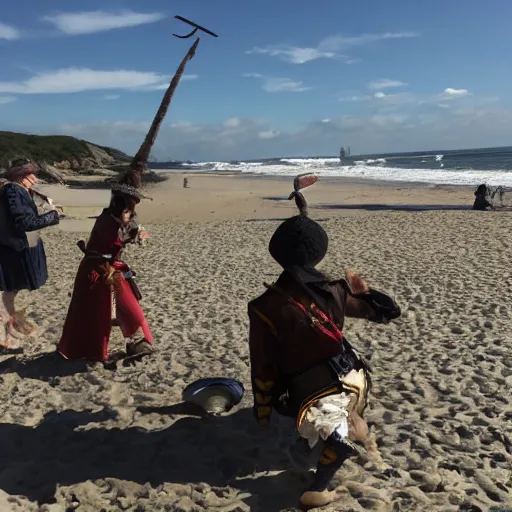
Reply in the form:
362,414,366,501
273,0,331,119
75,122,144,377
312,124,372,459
85,252,113,260
76,240,113,260
286,362,341,412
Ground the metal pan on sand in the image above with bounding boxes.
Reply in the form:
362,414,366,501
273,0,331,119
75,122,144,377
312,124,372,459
182,377,244,416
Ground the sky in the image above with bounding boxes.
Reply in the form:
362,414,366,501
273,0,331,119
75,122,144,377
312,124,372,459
1,0,512,161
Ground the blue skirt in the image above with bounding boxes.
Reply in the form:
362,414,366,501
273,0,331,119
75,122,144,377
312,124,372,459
0,239,49,292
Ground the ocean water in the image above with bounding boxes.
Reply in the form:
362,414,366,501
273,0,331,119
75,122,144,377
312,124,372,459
152,147,512,187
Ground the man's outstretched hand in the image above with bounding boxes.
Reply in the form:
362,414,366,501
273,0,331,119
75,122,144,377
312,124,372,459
345,270,370,295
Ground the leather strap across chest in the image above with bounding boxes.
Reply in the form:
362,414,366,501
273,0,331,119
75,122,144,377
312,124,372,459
264,283,343,343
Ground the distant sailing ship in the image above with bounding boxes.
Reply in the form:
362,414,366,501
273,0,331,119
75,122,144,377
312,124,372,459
339,145,351,163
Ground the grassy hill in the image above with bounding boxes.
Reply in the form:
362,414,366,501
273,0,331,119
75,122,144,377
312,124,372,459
0,131,131,169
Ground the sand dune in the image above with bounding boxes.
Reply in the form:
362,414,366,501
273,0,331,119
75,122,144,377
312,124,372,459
0,177,511,511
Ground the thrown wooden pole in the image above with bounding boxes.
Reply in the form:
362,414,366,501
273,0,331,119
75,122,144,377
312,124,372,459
130,38,200,172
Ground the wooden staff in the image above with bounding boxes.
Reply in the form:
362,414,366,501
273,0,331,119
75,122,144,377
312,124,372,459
130,37,201,171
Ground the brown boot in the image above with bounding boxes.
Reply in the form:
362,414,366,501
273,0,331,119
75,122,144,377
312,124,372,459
299,436,355,509
300,490,338,509
123,339,154,365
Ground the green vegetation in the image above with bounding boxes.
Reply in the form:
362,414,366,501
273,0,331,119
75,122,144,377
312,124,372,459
95,144,133,163
0,131,131,168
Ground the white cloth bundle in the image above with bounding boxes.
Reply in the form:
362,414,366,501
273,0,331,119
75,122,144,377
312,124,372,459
298,393,352,448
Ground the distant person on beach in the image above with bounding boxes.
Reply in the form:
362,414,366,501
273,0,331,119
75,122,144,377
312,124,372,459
247,174,401,509
0,158,62,353
473,184,493,211
57,169,153,365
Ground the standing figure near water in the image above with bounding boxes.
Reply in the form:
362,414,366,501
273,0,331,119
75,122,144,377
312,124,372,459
473,184,493,211
247,174,401,509
0,159,62,353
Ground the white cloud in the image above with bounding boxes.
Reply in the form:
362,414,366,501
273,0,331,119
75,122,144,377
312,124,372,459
373,91,415,104
369,114,409,128
258,130,280,139
223,117,242,128
438,88,469,100
54,115,413,160
0,22,20,40
444,88,469,96
0,68,175,94
341,87,472,108
339,94,371,103
340,91,415,105
19,105,511,162
168,121,203,134
246,31,419,64
319,32,419,52
43,10,166,35
149,75,198,89
263,78,311,93
0,96,17,104
246,46,339,65
419,88,470,107
103,94,120,100
243,73,311,93
368,79,407,90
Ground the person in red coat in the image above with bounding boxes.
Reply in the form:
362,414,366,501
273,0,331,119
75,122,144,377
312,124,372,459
58,35,206,364
57,177,153,365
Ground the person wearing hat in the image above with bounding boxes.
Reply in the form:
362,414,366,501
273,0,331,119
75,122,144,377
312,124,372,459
0,158,63,352
473,184,494,211
57,167,154,364
58,35,206,365
247,174,401,509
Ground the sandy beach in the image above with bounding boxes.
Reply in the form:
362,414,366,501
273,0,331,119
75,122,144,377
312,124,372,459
1,174,511,512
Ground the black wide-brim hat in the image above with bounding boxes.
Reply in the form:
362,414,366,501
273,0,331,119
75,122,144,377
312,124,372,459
269,214,328,268
268,174,328,268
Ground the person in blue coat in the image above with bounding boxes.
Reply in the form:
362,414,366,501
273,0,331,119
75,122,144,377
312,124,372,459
0,158,61,352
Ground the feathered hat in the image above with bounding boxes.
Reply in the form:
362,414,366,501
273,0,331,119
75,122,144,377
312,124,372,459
111,38,200,202
268,173,328,268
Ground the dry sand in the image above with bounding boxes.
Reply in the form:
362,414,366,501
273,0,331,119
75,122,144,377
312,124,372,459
0,175,511,512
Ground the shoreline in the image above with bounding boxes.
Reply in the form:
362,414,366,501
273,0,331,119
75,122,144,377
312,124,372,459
153,168,479,190
36,167,488,194
35,172,491,231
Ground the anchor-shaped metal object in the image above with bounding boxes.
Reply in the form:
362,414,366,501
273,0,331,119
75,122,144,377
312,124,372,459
172,15,218,39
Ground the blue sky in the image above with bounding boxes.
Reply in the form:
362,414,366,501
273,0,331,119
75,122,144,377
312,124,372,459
1,0,511,160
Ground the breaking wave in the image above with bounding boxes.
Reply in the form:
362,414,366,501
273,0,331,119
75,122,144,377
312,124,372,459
152,148,512,187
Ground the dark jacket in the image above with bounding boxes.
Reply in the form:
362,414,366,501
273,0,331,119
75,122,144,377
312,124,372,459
473,193,492,211
0,183,60,251
248,272,400,422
